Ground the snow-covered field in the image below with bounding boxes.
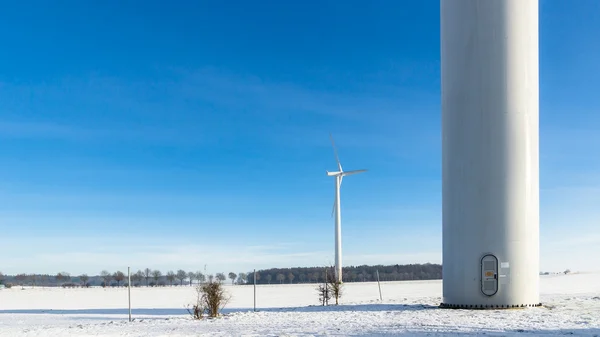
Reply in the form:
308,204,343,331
1,272,599,336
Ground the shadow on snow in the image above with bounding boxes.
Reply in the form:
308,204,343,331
245,303,439,313
378,328,600,336
0,303,437,317
1,306,599,335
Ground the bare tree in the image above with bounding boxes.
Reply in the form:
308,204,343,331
166,271,176,286
100,270,112,287
265,274,272,284
288,272,295,284
208,274,214,283
187,272,196,286
176,270,187,286
113,271,125,286
237,273,247,285
137,270,145,285
144,268,152,286
196,272,206,284
54,273,62,285
215,273,226,283
56,272,71,285
228,272,237,285
79,274,89,287
276,273,285,284
131,270,143,286
151,270,162,285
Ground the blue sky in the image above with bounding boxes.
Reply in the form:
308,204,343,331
0,0,599,276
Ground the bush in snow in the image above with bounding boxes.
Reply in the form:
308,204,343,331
316,267,344,305
317,283,331,306
188,279,230,319
327,278,343,305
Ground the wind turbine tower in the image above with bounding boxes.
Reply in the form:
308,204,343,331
441,0,540,308
326,134,367,283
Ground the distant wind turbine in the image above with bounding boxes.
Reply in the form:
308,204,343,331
326,134,367,283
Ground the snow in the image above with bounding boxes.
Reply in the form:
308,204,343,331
1,272,599,336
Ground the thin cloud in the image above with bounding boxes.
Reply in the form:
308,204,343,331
0,242,331,275
0,119,212,146
175,68,441,155
2,68,440,155
174,66,438,121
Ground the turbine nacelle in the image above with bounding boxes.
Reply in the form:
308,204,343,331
326,169,367,178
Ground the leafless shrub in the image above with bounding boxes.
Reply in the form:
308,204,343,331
316,266,344,305
317,283,331,306
188,280,230,319
188,283,205,320
327,276,343,305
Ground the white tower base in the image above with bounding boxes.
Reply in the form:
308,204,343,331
441,0,541,309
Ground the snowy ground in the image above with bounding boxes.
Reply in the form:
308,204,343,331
0,272,599,336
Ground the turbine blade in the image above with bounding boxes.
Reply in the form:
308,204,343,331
329,133,343,172
342,169,367,176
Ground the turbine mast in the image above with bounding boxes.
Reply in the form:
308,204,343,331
334,175,342,283
326,134,367,285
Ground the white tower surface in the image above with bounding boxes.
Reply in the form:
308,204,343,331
441,0,541,309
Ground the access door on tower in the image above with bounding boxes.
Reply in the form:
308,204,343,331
481,254,498,296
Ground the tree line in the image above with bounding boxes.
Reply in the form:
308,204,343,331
0,263,441,288
246,263,442,285
0,269,247,288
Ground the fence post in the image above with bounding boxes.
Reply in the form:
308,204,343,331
376,269,382,301
253,269,257,312
325,268,329,306
128,267,132,322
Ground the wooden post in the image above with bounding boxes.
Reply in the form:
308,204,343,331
376,269,382,301
325,268,329,306
128,267,132,322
